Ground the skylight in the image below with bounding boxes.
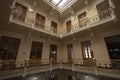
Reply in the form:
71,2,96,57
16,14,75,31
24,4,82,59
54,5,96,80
52,0,61,4
44,0,78,13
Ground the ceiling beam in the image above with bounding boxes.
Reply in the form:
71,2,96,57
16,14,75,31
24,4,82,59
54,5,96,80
56,0,63,6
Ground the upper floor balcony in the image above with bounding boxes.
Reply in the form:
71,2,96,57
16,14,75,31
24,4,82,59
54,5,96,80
62,7,116,37
9,2,60,37
9,0,116,38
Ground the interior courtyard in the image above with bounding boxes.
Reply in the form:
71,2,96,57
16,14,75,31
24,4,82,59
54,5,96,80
0,0,120,80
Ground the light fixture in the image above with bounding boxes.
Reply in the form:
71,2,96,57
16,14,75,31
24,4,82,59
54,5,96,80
53,51,56,54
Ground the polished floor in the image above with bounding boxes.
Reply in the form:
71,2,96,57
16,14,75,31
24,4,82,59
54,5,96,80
3,69,120,80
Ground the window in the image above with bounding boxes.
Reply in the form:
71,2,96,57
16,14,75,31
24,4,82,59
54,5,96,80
51,21,57,33
13,3,27,21
35,13,45,28
0,36,20,60
66,20,71,33
81,40,93,59
30,41,43,59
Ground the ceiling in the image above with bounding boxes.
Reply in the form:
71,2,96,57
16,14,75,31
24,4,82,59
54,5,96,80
43,0,78,13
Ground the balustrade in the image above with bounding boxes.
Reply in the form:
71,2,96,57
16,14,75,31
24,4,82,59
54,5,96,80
98,8,113,20
12,7,26,22
25,17,35,25
0,59,120,77
97,60,120,69
79,18,89,27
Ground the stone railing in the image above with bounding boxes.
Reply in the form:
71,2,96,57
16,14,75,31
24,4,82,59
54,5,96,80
0,58,119,77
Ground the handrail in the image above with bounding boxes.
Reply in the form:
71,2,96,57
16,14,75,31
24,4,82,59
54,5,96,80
1,59,119,66
0,59,119,77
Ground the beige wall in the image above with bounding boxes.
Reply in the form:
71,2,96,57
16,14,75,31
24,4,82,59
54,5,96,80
15,0,115,35
15,0,61,34
0,29,61,66
62,0,106,33
61,24,120,62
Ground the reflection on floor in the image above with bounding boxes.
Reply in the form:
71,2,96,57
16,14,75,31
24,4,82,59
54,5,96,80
4,69,120,80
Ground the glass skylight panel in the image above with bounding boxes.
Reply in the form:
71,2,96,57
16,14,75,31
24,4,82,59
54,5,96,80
44,0,78,13
58,0,68,9
52,0,61,5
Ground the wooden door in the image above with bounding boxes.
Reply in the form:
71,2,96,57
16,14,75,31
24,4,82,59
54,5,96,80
35,13,45,28
66,20,71,33
67,44,73,63
30,41,43,59
50,44,57,63
51,21,57,33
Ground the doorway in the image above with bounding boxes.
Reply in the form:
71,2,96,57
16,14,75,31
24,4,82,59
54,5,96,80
66,20,71,33
81,40,94,66
105,35,120,68
30,41,43,59
67,44,73,63
51,21,57,33
50,44,57,64
0,36,20,60
0,36,20,70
